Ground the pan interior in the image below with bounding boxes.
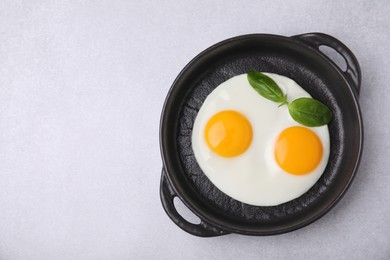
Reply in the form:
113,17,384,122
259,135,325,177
168,36,361,233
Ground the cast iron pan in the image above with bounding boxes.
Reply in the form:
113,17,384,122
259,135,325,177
159,33,363,237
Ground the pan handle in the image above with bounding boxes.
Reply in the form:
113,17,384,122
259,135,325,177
292,33,361,97
160,169,229,237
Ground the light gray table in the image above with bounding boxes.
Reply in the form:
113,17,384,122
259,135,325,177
0,1,389,259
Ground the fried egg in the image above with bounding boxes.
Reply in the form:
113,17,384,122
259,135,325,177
191,73,330,206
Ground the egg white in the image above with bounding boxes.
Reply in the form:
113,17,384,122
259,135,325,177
191,73,330,206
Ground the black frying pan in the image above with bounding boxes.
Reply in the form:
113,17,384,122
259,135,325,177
159,33,363,237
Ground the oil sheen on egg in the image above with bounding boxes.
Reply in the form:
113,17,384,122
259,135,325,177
191,73,330,206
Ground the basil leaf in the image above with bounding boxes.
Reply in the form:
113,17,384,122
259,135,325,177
288,97,333,127
247,71,287,104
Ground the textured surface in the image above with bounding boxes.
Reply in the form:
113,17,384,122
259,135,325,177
0,0,389,259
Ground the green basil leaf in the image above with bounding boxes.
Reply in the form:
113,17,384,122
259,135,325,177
288,97,333,127
247,71,287,104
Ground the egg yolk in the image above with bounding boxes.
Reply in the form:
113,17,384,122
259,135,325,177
275,126,323,175
205,110,253,157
